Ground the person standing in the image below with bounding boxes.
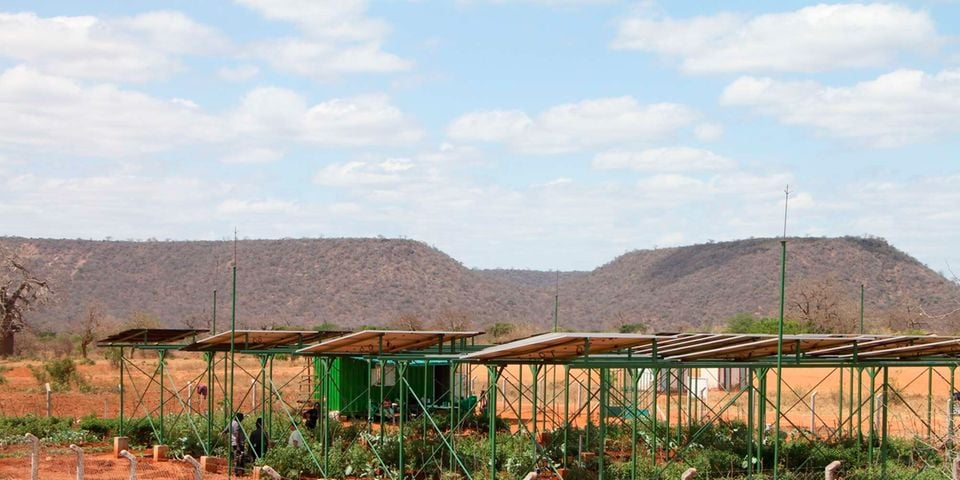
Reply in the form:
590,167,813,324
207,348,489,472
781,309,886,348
250,417,269,460
223,412,245,475
288,422,306,448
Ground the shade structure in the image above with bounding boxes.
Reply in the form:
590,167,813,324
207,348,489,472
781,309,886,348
181,329,349,352
97,328,208,347
461,332,656,361
297,330,482,355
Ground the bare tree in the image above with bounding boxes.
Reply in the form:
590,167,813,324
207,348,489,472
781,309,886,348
390,313,423,331
432,310,474,331
77,303,105,359
789,276,853,333
0,249,51,357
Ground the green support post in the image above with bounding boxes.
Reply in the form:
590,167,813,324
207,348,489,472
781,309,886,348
119,348,125,437
847,366,854,438
259,355,267,461
868,368,876,465
772,239,787,480
880,367,889,478
757,369,767,474
398,361,406,480
585,367,591,454
664,368,670,456
675,369,682,446
322,358,330,476
488,366,499,480
563,366,570,469
227,259,237,480
746,368,754,474
268,356,274,438
423,359,429,452
949,365,956,449
531,364,540,461
838,368,844,439
630,368,638,480
598,368,608,480
450,361,458,471
652,366,659,465
927,367,933,441
379,359,386,445
857,367,863,446
158,349,166,445
206,352,213,453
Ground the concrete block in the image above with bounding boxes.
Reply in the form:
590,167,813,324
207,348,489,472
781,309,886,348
201,456,225,473
152,444,168,462
113,437,128,458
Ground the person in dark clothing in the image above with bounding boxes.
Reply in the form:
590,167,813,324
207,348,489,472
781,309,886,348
250,417,268,460
303,402,320,430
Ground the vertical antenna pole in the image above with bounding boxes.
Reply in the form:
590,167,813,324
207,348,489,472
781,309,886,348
860,283,863,335
227,230,238,479
553,271,560,333
773,186,789,480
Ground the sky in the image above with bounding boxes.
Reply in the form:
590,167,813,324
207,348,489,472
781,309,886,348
0,1,958,272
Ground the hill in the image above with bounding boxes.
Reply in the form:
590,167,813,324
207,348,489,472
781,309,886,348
1,236,957,335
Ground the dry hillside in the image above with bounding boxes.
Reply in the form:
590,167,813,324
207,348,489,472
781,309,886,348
1,236,957,334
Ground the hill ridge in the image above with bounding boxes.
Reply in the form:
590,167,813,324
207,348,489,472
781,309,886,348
1,235,957,334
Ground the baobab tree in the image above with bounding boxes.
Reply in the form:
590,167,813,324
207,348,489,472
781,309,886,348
0,249,50,356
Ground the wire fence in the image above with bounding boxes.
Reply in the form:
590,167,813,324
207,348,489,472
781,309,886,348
0,440,233,480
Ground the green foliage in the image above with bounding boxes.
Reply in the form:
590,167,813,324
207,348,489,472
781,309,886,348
489,322,515,339
0,365,9,385
724,313,810,335
617,323,647,334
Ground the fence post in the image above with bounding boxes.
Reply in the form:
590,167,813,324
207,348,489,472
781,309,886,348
24,433,39,480
261,466,282,479
681,467,697,479
952,456,960,480
45,383,52,417
810,391,817,433
68,444,84,480
119,449,137,480
825,460,841,480
183,455,202,480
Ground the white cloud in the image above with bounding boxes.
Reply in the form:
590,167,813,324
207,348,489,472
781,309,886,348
251,38,410,78
314,159,415,188
447,96,698,154
0,11,228,82
612,3,938,74
217,64,260,82
234,0,410,77
0,66,221,157
220,148,284,165
694,123,723,141
0,66,423,157
218,199,298,214
721,69,960,147
231,88,423,146
593,147,735,172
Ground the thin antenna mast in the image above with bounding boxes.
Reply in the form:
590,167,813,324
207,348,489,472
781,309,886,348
772,185,790,480
553,271,560,333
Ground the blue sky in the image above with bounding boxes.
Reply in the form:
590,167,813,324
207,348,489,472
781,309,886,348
1,1,958,271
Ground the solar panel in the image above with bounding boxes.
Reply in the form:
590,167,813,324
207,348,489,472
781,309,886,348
181,330,349,352
97,328,208,346
297,330,482,355
462,332,656,361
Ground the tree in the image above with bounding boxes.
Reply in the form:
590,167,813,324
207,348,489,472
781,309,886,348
390,313,423,331
789,276,854,333
0,249,51,357
489,322,515,340
433,310,474,331
77,303,105,359
723,312,808,335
